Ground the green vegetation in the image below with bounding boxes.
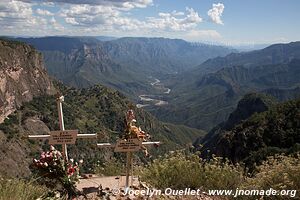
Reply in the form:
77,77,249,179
242,154,300,199
197,95,300,172
222,93,277,130
94,158,124,176
138,96,300,199
0,179,47,200
139,151,244,190
139,152,299,199
220,98,300,166
0,38,28,47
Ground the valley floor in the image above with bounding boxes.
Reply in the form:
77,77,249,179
137,77,170,108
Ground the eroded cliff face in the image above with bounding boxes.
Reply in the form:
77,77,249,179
0,39,54,123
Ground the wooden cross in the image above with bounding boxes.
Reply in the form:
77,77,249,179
28,95,97,161
97,139,161,189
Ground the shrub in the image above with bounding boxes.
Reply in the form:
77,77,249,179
241,154,300,199
95,158,124,176
0,179,47,200
138,151,244,191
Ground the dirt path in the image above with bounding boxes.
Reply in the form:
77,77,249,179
76,175,222,200
77,175,139,191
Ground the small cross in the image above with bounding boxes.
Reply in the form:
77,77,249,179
97,108,161,190
97,140,161,189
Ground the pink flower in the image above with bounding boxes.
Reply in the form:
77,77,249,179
68,166,75,175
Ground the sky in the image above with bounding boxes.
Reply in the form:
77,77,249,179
0,0,299,45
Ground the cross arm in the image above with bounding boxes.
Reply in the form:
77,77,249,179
97,141,161,148
28,135,50,140
28,133,97,140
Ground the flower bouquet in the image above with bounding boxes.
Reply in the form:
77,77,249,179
32,146,82,198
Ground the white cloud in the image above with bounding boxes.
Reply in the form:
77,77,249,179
0,0,66,36
0,1,33,21
50,17,56,24
1,0,220,42
49,17,64,31
65,17,79,25
61,4,122,28
171,10,185,16
207,3,224,25
40,2,55,7
18,0,153,10
120,0,152,9
185,29,222,41
0,0,39,31
36,8,54,16
61,5,202,33
147,7,202,31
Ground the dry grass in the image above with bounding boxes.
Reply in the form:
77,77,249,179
0,179,47,200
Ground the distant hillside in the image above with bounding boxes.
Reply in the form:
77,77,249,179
16,37,150,97
0,39,54,123
102,37,235,76
153,42,300,131
195,94,300,169
15,36,234,97
94,36,117,41
195,41,300,74
263,87,300,101
195,93,276,153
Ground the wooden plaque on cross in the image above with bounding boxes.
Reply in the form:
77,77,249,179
49,130,78,145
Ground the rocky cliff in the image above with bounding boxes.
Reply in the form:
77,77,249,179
0,39,54,123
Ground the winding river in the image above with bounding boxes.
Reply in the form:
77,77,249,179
136,78,171,108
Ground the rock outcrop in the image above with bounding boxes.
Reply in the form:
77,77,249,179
0,39,54,123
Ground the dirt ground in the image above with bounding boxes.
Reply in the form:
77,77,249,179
76,175,222,200
77,175,139,192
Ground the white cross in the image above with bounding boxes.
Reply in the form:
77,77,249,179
28,95,97,161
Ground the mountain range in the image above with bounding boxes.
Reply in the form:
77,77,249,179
12,37,300,133
152,42,300,131
14,36,235,97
